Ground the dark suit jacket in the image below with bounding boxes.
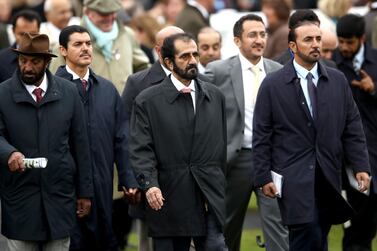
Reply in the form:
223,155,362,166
0,43,18,83
129,76,227,237
175,4,209,38
333,43,377,193
252,60,370,225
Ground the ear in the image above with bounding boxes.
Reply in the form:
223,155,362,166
234,36,241,48
289,41,297,54
59,45,68,58
164,58,173,71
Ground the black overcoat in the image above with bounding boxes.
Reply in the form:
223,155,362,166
252,60,370,225
0,70,93,241
129,76,227,237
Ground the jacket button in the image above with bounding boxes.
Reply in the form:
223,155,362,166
307,122,312,127
236,149,240,153
145,181,150,185
309,165,314,169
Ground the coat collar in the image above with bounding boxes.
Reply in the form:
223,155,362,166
147,61,167,85
282,59,329,84
55,65,100,85
163,75,211,104
11,69,62,106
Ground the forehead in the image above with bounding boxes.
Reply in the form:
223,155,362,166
174,39,197,54
15,17,39,29
338,36,359,43
198,32,221,44
242,20,265,33
295,23,321,38
68,32,91,43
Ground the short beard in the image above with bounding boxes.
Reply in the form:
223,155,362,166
172,60,198,80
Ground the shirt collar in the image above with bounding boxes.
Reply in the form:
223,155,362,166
161,63,171,76
24,72,48,93
65,65,90,81
238,53,265,72
170,74,196,92
293,59,319,81
353,43,365,71
188,0,209,18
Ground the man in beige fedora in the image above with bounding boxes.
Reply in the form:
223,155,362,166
0,32,93,251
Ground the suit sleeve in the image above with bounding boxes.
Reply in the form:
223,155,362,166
341,75,371,174
114,91,139,189
70,88,94,198
252,79,274,187
129,98,159,191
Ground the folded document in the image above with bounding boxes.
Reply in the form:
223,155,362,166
271,171,283,198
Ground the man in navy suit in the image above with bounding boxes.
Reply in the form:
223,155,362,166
253,9,371,251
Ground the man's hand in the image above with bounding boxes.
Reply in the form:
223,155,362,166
355,172,370,193
351,70,375,93
261,182,278,198
76,198,91,218
145,187,164,210
8,152,25,172
122,187,141,205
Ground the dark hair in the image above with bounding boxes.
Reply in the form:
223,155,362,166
11,10,42,30
161,33,195,62
233,14,264,38
59,25,91,49
261,0,292,22
336,14,365,39
288,9,320,42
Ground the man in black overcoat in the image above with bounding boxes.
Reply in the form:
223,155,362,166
129,33,228,251
0,33,93,251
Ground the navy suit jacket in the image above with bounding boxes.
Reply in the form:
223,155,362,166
252,60,370,225
0,43,18,83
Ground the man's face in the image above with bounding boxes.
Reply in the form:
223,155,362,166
60,32,92,68
13,17,39,45
234,20,267,63
18,54,49,85
169,39,199,81
46,0,72,30
338,36,363,59
321,34,337,60
86,9,117,32
198,32,221,67
290,23,321,67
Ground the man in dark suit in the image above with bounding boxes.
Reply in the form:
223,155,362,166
129,33,228,251
0,32,93,251
205,14,288,251
55,25,139,251
122,25,184,251
0,10,41,83
333,14,377,251
253,10,370,251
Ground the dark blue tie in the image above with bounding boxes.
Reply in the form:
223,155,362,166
306,73,317,121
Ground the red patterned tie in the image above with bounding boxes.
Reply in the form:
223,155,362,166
82,79,88,92
33,88,43,103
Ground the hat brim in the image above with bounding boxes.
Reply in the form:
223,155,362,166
12,48,57,58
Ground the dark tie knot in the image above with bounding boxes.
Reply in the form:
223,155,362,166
306,72,314,81
81,79,88,91
33,88,43,103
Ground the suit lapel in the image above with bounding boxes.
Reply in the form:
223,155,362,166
230,57,245,121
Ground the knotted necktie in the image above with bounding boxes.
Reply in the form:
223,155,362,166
33,88,43,103
180,87,191,93
81,79,88,92
306,72,317,121
250,65,261,105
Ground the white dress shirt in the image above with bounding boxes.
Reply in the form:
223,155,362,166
239,53,266,148
24,73,48,102
66,65,90,90
170,74,196,112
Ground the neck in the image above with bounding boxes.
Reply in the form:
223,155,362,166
247,55,262,65
172,72,191,86
67,63,89,79
295,57,316,71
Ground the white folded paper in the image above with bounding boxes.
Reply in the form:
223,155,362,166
23,158,48,169
271,171,283,198
345,167,370,196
